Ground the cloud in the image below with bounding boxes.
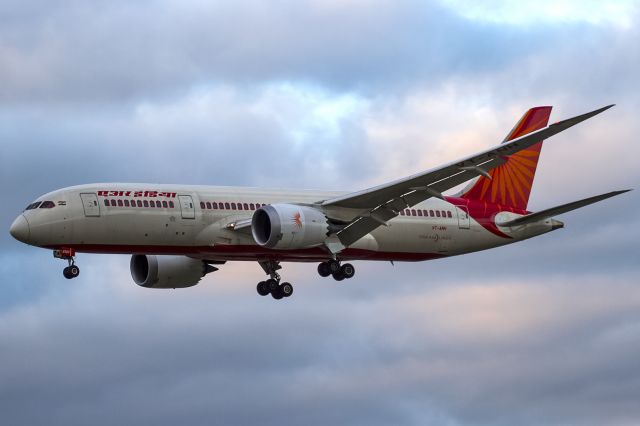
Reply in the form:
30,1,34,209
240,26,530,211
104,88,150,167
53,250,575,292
1,1,639,425
1,266,638,426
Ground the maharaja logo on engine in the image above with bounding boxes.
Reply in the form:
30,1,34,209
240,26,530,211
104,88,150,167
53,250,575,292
292,212,302,228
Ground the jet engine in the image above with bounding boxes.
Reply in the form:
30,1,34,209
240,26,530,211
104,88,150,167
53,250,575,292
251,204,329,249
130,255,216,289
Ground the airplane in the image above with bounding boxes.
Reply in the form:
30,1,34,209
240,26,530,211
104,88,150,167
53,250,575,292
9,104,630,300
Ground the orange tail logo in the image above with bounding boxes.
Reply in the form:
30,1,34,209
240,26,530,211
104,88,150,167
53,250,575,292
461,106,552,210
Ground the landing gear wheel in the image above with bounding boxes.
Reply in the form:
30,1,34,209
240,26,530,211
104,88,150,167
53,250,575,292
280,282,294,297
271,287,284,300
68,265,80,278
327,259,341,274
266,278,279,293
257,281,270,296
332,271,345,281
317,262,331,277
340,263,355,279
63,265,80,279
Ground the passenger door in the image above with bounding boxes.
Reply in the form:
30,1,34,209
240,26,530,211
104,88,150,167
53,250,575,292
178,195,195,219
80,193,100,217
456,205,470,229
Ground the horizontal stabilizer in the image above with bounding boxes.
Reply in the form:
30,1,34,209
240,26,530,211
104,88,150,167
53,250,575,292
498,189,631,227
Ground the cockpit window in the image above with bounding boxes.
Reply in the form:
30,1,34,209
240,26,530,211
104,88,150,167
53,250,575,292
39,201,56,209
25,202,42,210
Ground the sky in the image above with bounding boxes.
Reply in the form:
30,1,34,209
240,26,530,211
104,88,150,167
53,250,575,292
1,0,639,425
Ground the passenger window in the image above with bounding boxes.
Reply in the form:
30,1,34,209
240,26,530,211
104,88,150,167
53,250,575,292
143,200,149,207
169,201,174,208
137,200,142,207
238,203,243,210
163,201,168,208
212,202,218,209
151,200,157,208
225,202,230,209
436,211,441,217
399,210,404,216
243,203,249,210
447,211,452,218
40,201,55,208
417,210,423,216
117,200,123,207
423,210,428,216
231,202,237,210
104,200,110,207
411,210,417,216
200,202,205,209
429,210,434,217
250,203,255,210
441,210,446,217
206,202,211,209
124,200,130,207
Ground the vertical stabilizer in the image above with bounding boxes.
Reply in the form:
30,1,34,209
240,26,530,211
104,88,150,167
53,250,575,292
460,106,552,210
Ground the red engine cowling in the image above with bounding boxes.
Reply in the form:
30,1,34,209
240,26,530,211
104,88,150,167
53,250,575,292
251,204,329,249
130,255,215,289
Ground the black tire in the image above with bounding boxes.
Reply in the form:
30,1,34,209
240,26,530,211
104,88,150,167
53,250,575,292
332,271,345,281
341,263,355,279
328,259,341,274
271,287,284,300
69,265,80,278
317,262,331,277
63,267,73,279
257,281,270,296
266,278,279,292
281,282,294,297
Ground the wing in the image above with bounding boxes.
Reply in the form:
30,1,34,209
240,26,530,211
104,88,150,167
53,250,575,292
322,104,614,249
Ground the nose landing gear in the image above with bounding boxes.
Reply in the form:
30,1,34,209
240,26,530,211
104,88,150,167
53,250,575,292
54,248,80,279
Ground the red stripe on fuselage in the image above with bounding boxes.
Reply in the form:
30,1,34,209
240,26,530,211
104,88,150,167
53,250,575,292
42,243,446,263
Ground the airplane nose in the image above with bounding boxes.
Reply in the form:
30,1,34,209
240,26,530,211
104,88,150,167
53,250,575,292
9,214,30,243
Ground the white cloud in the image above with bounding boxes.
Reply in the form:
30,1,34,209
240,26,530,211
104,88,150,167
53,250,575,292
439,0,638,28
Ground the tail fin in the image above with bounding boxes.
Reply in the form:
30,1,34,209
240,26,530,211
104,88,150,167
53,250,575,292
460,106,552,210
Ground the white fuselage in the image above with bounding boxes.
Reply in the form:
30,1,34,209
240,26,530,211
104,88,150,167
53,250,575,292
11,183,557,263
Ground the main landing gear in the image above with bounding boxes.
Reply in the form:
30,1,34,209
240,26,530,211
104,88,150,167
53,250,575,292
257,260,293,300
317,259,355,281
54,248,80,279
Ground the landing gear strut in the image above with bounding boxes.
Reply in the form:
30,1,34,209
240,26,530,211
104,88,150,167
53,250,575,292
318,259,355,281
257,260,293,300
54,248,80,279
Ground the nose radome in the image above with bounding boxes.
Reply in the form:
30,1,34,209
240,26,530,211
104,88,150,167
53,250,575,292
9,214,30,243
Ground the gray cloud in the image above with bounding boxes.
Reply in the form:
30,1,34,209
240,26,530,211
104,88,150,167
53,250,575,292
0,0,564,104
0,261,638,425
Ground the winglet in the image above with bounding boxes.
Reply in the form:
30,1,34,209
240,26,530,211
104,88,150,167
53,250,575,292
553,104,614,127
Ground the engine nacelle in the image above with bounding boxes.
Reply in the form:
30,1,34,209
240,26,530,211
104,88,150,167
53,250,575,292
130,255,214,289
251,204,329,249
